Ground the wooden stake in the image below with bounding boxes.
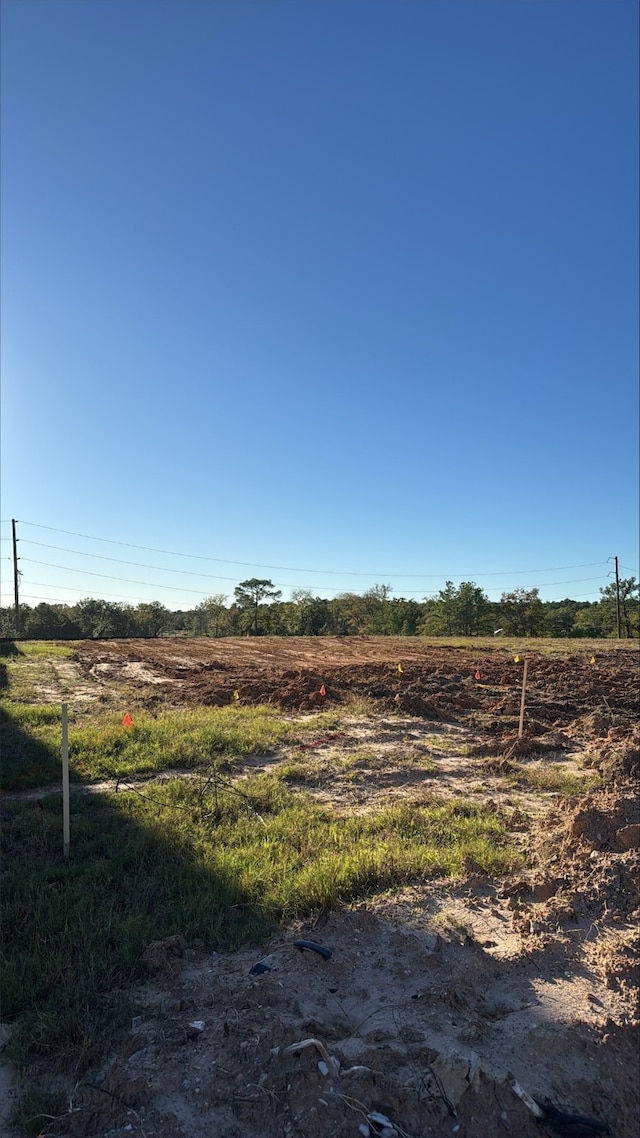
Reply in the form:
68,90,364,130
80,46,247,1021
518,658,528,739
62,703,70,859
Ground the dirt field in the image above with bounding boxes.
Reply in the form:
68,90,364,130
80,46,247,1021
73,636,638,741
3,638,639,1138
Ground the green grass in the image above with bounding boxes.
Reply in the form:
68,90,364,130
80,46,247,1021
17,642,76,658
0,704,293,791
69,705,292,780
0,641,75,659
507,762,601,796
10,1085,68,1138
2,775,520,1083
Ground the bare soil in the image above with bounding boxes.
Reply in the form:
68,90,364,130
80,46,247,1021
4,639,639,1138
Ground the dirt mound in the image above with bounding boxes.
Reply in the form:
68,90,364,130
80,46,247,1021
598,725,640,783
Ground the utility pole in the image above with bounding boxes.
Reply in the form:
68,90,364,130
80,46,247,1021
12,519,20,636
614,555,621,639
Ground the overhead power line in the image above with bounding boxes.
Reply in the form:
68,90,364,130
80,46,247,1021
16,519,610,580
22,541,241,582
18,555,609,599
20,559,214,595
19,542,609,595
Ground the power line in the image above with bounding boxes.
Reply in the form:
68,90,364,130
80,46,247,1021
20,559,214,595
18,555,609,599
22,541,241,582
13,582,195,604
16,519,610,580
18,542,610,596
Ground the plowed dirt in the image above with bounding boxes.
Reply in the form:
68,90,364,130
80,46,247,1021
5,639,639,1138
74,638,639,751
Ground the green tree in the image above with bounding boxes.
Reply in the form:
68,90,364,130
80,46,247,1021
498,588,544,636
135,602,170,637
572,605,607,638
419,581,489,636
21,603,81,639
455,581,490,636
233,579,282,635
188,594,228,637
598,577,639,638
73,599,135,638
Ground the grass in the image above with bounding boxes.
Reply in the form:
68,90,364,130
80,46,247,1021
2,774,520,1083
274,744,436,787
506,762,601,796
0,641,76,659
1,638,612,1134
0,704,293,791
17,642,76,658
10,1085,68,1138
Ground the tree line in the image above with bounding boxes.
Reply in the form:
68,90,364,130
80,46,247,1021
2,577,638,640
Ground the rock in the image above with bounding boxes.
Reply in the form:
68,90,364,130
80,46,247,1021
611,823,639,853
139,934,186,976
429,1048,480,1108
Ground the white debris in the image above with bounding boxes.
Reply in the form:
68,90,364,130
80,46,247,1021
512,1082,544,1118
368,1111,393,1127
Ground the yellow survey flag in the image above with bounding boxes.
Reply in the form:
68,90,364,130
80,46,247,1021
514,655,520,663
233,690,240,701
397,664,403,673
589,656,595,664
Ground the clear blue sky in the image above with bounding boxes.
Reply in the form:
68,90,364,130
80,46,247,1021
1,0,638,611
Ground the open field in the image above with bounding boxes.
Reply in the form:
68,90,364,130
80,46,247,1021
1,638,638,1138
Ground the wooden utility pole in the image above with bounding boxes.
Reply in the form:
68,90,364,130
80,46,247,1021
12,519,19,635
614,556,621,639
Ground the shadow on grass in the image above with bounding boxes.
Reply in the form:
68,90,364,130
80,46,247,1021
1,746,273,1133
0,640,22,659
0,705,64,792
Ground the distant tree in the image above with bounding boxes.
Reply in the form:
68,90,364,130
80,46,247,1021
572,605,607,638
135,602,170,637
598,577,639,638
233,579,282,635
438,581,458,636
455,582,490,636
189,594,228,637
418,581,489,637
541,599,592,638
290,589,315,635
498,588,544,637
19,603,71,639
73,599,135,638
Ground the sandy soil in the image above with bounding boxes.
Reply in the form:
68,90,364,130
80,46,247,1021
3,639,638,1138
38,781,639,1138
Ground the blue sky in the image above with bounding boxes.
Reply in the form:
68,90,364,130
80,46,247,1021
1,0,638,611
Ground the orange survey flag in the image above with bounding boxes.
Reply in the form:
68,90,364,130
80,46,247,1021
474,671,481,681
319,684,326,697
122,713,133,727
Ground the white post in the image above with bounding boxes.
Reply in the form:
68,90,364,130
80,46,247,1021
518,658,528,739
62,703,70,859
